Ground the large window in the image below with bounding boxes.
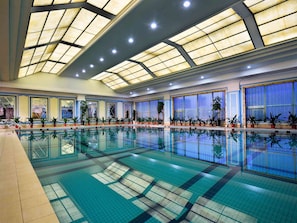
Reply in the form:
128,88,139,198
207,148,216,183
0,95,16,119
31,97,47,119
173,91,225,121
246,81,297,121
136,99,163,119
60,99,74,119
87,101,98,118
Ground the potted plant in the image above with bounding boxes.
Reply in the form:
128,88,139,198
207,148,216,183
63,118,68,126
287,112,297,129
72,117,78,126
28,117,34,128
80,100,88,125
86,117,91,125
247,115,257,128
52,117,57,127
95,117,99,125
227,114,238,128
41,118,46,127
14,117,20,128
212,96,222,126
269,112,281,128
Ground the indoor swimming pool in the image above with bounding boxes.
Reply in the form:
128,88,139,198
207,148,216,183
18,127,297,223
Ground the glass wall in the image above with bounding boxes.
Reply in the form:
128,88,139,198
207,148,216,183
173,91,225,122
136,99,163,119
245,81,296,122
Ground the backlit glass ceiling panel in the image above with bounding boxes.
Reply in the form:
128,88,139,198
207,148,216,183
107,61,153,84
95,42,191,89
169,8,254,66
132,42,190,77
244,0,297,46
19,0,134,78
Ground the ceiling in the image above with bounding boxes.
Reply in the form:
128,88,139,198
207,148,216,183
1,0,297,97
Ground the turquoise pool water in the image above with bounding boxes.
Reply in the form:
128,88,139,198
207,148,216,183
18,127,297,223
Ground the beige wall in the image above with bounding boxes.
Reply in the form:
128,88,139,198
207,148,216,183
0,72,124,97
18,95,29,122
49,97,59,120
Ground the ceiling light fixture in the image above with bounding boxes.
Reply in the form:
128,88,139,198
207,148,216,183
247,65,251,69
90,64,94,68
201,76,204,79
147,88,150,91
75,73,79,77
99,57,104,62
183,0,191,8
169,83,173,86
150,22,157,30
128,37,134,44
82,69,86,73
112,49,117,54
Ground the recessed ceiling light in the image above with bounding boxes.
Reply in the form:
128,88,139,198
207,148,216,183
75,73,79,77
130,92,133,95
128,37,134,44
150,22,157,30
147,88,150,91
201,76,204,79
99,57,104,62
247,65,251,69
82,69,86,73
90,64,94,68
112,49,117,54
169,83,173,86
183,0,191,8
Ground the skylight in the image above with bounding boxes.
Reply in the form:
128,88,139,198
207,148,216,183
19,0,135,78
244,0,297,46
169,8,254,66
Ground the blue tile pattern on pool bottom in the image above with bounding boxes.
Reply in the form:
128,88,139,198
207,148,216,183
18,127,297,223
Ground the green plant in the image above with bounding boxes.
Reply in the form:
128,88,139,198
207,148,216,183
269,112,281,126
14,117,20,123
227,115,238,126
212,96,222,111
28,117,34,128
80,100,88,124
72,117,78,125
86,117,91,125
41,118,46,127
247,115,256,125
63,118,68,124
52,117,57,125
287,112,297,127
247,115,257,127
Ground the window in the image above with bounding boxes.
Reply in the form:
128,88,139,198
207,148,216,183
31,97,47,119
136,99,163,119
173,91,225,121
0,95,16,119
60,99,74,119
87,101,98,118
245,81,296,121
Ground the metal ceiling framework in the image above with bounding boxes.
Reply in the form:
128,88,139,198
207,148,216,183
14,0,297,93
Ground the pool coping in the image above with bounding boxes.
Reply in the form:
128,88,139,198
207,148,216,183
0,128,59,223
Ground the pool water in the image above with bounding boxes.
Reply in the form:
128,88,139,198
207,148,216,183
18,127,297,223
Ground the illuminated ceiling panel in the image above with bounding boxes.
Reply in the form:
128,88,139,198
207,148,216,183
131,42,190,77
169,8,254,67
244,0,297,46
19,0,135,78
101,73,129,90
104,0,133,15
107,61,153,84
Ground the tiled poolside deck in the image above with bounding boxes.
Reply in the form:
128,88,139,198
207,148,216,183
0,128,59,223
